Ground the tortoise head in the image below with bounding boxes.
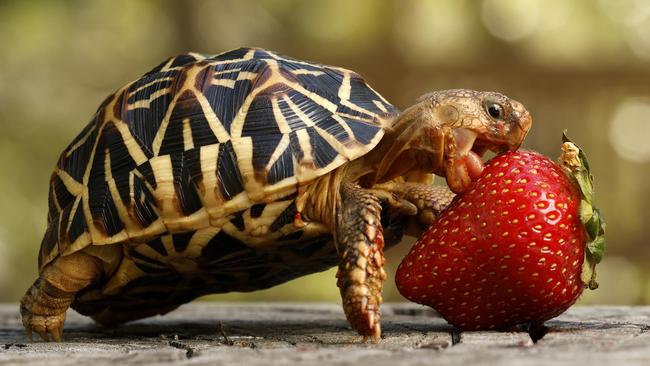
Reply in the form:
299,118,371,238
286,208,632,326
373,89,532,193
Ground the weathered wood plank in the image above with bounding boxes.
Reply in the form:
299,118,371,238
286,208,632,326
0,304,649,365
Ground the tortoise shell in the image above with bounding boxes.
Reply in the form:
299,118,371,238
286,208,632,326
40,47,398,271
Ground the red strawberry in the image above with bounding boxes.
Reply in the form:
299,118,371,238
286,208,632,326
396,135,605,331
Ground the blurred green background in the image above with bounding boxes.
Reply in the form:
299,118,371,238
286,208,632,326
1,0,649,306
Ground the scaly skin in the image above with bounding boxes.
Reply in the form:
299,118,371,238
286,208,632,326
336,182,387,341
378,182,456,226
20,252,103,341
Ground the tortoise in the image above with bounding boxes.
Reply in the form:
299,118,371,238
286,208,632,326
20,47,532,341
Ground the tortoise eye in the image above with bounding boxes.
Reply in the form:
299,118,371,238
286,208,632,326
486,103,504,119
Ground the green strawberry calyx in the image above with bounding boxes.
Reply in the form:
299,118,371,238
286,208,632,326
559,132,605,290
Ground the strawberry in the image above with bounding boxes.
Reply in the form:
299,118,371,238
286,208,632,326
395,134,605,331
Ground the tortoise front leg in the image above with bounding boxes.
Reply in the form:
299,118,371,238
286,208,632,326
379,182,456,226
20,251,104,341
336,182,386,342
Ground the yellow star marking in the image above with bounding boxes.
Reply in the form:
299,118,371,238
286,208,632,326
80,120,108,244
129,77,174,96
152,65,208,156
185,227,221,258
214,68,242,76
264,134,297,184
271,96,292,134
338,72,351,101
112,120,149,165
127,172,167,240
230,136,264,200
312,124,353,160
243,49,256,60
55,169,84,196
102,148,134,240
283,95,316,127
161,57,176,70
182,118,195,150
193,87,232,143
149,155,177,217
366,82,392,106
198,144,221,208
293,70,325,76
151,91,183,156
293,128,315,172
50,181,63,213
330,114,356,141
373,100,388,113
229,60,280,138
128,89,170,110
187,52,206,61
212,71,257,89
65,124,97,157
62,196,81,235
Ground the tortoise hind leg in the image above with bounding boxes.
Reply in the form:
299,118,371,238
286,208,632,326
336,182,386,342
20,251,103,341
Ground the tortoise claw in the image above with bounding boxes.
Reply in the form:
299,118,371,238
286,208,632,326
20,279,69,342
36,330,49,342
51,327,63,342
22,313,65,342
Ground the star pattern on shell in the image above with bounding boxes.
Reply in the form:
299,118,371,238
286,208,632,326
40,47,398,269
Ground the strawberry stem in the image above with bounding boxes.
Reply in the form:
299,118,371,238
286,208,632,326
559,132,605,290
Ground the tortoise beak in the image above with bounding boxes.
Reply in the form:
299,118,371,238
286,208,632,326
507,106,532,151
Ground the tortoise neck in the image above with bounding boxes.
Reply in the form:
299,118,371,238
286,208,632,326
352,102,443,187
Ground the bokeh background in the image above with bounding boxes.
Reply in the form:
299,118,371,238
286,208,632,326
1,0,649,305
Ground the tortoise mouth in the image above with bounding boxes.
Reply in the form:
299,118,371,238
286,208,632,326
471,141,489,158
470,134,518,159
456,130,511,161
447,134,515,192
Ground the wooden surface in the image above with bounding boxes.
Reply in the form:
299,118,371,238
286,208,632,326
0,303,649,365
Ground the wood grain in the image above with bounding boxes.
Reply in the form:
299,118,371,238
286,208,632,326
1,304,649,365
